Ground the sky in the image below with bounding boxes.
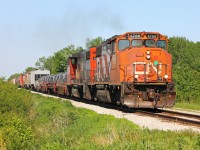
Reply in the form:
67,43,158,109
0,0,200,78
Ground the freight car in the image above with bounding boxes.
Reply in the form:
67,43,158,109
15,32,176,109
11,74,23,87
16,68,50,90
37,73,67,95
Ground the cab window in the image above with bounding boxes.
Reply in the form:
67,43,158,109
112,41,116,54
156,40,166,50
118,40,130,50
71,58,77,65
103,44,111,53
132,39,143,47
144,39,155,47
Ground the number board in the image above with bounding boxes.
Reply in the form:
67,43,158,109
146,34,157,39
129,34,141,38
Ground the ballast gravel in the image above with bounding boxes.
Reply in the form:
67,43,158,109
32,91,200,133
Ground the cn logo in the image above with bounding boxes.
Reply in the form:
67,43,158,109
133,62,162,75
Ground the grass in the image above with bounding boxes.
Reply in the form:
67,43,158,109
175,102,200,111
32,97,200,150
0,79,200,149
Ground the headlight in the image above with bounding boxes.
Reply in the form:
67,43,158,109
135,74,138,79
146,55,151,60
164,75,168,79
146,50,151,55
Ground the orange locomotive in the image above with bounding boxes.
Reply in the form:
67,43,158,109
67,32,176,108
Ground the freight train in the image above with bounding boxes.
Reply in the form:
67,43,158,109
12,32,176,108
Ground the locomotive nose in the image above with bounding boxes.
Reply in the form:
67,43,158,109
145,49,170,82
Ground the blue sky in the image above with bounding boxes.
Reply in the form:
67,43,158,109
0,0,200,78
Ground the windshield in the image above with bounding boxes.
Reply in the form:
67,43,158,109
144,40,155,47
132,40,143,47
156,40,166,50
118,39,167,50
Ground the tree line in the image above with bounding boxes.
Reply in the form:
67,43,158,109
168,37,200,103
8,36,200,103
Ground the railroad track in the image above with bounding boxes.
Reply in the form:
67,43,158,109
65,95,200,128
135,109,200,128
32,90,200,128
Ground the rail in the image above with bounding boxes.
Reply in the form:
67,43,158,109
136,109,200,127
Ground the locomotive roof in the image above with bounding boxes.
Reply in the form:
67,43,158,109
70,32,167,59
102,35,119,44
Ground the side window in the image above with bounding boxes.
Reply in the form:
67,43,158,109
35,74,41,81
156,40,166,50
107,44,111,53
71,58,77,65
103,44,112,54
112,41,116,54
118,40,130,51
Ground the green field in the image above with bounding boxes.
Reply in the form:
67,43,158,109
175,102,200,111
0,79,200,150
